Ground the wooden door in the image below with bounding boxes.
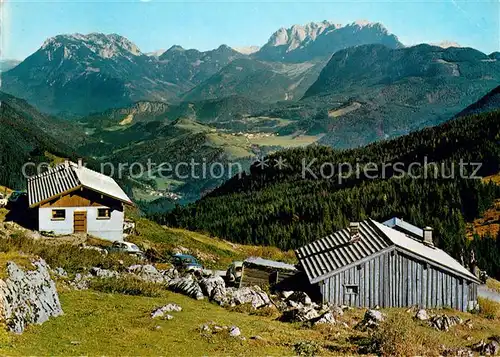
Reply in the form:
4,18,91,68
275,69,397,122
73,211,87,233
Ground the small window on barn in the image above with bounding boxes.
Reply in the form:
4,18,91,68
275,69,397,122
344,284,359,295
97,208,111,219
51,209,66,221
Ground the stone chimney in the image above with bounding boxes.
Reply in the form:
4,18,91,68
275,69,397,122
423,226,434,246
64,160,69,169
349,222,361,242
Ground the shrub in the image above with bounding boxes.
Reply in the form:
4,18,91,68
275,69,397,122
372,312,441,356
478,297,500,320
90,276,164,297
294,341,320,356
250,306,279,318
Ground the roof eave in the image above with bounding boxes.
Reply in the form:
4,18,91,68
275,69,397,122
29,184,134,208
29,185,84,208
394,246,480,284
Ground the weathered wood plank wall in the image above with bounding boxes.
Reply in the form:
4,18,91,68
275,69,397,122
319,250,477,311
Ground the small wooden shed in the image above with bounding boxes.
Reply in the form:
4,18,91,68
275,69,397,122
295,219,480,311
239,257,299,289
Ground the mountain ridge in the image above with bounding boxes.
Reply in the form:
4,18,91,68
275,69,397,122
1,20,405,116
253,20,404,62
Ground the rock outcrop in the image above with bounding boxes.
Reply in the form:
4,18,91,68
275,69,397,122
0,259,63,333
199,276,227,305
429,314,462,331
151,303,182,319
128,264,165,284
227,286,271,309
167,276,204,300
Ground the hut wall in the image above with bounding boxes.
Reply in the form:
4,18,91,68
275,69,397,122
319,250,477,311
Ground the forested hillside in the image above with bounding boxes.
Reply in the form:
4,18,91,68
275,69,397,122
158,110,500,275
0,92,81,189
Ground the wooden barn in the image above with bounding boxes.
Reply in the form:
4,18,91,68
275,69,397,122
27,161,133,241
239,257,299,290
295,219,480,311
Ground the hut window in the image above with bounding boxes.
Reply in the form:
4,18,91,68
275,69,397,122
344,284,359,295
97,208,111,219
51,209,66,221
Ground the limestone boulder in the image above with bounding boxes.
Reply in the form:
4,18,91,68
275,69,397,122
0,259,63,334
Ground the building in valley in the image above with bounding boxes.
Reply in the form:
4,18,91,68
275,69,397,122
295,219,479,311
27,161,132,241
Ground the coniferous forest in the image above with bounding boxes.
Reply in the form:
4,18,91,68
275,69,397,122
157,110,500,277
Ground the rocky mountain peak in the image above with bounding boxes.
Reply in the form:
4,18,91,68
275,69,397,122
40,33,142,61
266,21,335,50
255,20,402,62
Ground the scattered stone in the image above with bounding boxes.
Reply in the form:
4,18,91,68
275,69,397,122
312,311,336,325
165,314,174,320
251,335,264,341
128,265,164,284
472,338,500,356
415,308,429,321
331,305,344,316
123,220,135,234
281,291,294,299
464,319,473,329
69,273,92,290
286,291,312,306
79,244,108,255
357,309,386,329
0,259,63,334
150,303,182,318
52,267,68,278
70,341,81,346
89,267,119,279
280,306,319,323
229,326,241,337
442,347,473,357
429,314,462,331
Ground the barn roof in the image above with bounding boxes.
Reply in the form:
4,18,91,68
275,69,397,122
28,161,132,207
244,257,297,271
296,219,478,284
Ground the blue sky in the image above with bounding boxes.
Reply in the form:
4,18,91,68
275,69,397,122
2,0,499,60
